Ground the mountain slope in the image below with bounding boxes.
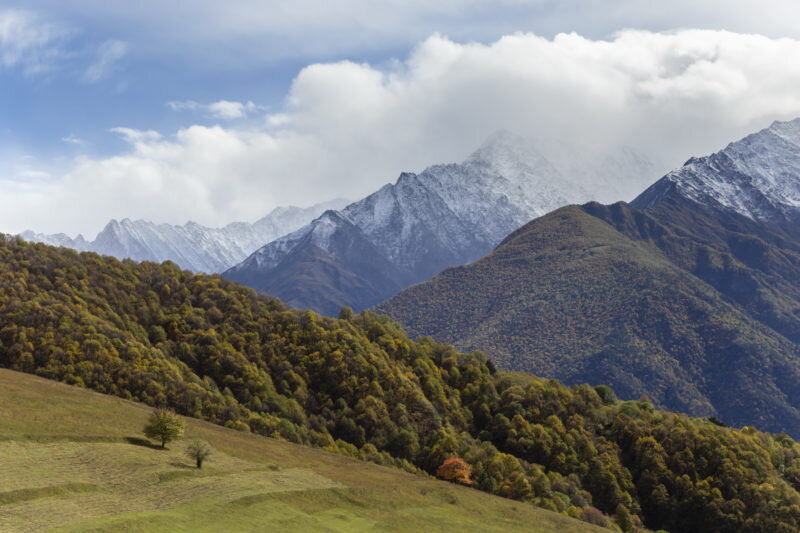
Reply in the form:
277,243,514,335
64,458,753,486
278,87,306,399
587,196,800,344
19,199,346,273
634,118,800,225
2,235,800,532
378,120,800,434
226,132,654,315
0,369,599,533
226,210,406,314
376,203,800,434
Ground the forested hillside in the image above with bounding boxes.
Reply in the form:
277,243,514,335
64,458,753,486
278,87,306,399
377,202,800,436
2,236,800,532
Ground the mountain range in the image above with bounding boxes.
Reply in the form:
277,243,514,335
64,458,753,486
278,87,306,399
376,118,800,435
224,131,655,315
19,199,346,273
5,116,800,531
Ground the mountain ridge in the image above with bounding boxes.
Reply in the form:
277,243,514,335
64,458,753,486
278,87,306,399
633,118,800,225
377,119,800,435
18,199,347,273
376,200,800,434
226,131,655,315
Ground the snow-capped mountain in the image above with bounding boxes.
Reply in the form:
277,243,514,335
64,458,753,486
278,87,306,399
17,231,91,251
634,118,800,224
225,131,656,315
19,199,347,273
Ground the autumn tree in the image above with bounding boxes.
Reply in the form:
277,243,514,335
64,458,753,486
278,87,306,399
436,457,473,485
186,439,213,468
144,408,185,448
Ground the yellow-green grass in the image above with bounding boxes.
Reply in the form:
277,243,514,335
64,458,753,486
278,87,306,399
0,369,603,532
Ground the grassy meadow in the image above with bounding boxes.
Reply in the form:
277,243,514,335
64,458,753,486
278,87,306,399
0,368,603,532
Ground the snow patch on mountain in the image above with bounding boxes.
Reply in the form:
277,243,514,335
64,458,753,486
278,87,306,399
227,131,657,311
634,118,800,222
18,199,347,273
18,231,90,251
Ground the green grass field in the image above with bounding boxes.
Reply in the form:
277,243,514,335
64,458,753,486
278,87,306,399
0,369,603,532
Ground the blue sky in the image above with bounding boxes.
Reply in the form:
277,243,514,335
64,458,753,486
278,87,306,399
3,1,800,235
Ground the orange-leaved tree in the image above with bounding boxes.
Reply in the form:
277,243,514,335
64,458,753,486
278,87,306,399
436,457,473,485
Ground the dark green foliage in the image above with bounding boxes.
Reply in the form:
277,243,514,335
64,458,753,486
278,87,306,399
1,236,800,532
377,202,800,436
595,386,617,405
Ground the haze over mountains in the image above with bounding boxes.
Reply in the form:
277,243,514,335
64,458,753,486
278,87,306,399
224,131,655,315
19,200,346,273
377,118,800,435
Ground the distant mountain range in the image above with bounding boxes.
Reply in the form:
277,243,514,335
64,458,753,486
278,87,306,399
19,199,347,273
224,131,655,315
377,118,800,435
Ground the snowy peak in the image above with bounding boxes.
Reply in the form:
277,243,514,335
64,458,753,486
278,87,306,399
225,130,656,314
467,129,545,165
18,231,90,251
18,199,348,273
768,117,800,145
633,118,800,222
466,130,567,190
251,199,346,234
466,129,655,204
226,209,357,275
304,209,358,250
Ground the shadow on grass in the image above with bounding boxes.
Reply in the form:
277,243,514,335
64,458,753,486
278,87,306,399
124,437,166,450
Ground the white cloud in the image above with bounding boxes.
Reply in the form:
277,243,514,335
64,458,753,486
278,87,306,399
109,127,162,144
83,39,127,83
61,133,86,145
168,99,267,120
0,9,129,81
207,100,262,120
166,100,201,112
5,29,800,236
0,9,70,74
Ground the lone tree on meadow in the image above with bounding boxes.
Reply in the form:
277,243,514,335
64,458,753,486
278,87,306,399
143,408,185,448
436,457,473,485
186,439,213,468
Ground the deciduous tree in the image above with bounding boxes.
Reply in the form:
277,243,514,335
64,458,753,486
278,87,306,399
144,408,185,448
186,439,213,468
436,457,473,485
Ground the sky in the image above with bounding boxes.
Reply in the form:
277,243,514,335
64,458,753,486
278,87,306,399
3,0,800,236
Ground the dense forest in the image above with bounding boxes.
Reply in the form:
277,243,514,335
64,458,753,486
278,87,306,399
1,235,800,532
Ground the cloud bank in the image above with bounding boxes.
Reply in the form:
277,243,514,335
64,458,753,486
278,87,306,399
5,29,800,236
